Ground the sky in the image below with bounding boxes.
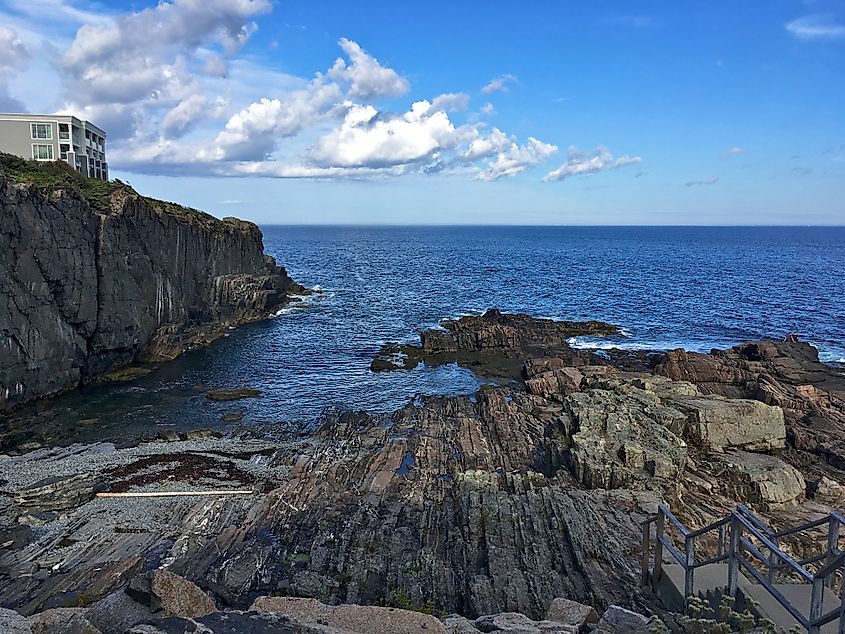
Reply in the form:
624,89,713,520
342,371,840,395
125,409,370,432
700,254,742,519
0,0,843,225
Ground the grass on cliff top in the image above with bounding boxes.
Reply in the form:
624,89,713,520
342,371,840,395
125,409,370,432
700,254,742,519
0,153,247,230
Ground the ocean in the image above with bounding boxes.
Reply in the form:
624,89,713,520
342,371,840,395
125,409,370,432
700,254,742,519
5,225,844,446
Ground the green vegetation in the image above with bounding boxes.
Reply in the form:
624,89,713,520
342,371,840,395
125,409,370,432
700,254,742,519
0,152,124,213
0,152,234,229
682,595,777,633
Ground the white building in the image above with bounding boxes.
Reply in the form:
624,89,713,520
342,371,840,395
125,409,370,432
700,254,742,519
0,113,108,181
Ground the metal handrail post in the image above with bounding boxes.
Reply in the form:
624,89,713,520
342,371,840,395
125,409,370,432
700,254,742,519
642,520,652,586
655,512,665,582
728,514,739,597
810,576,825,634
685,535,695,603
828,515,841,588
769,534,780,585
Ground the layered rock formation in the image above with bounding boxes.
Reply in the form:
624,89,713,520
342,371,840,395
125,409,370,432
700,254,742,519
0,155,304,409
1,311,843,631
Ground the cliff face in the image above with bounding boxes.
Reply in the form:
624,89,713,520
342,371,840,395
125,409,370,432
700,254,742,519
0,157,303,409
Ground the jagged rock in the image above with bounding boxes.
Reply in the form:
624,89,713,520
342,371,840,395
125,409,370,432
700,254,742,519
151,570,216,618
86,591,156,634
13,473,96,513
250,596,447,633
27,608,100,634
156,430,180,443
473,612,577,633
371,310,614,378
0,607,32,634
655,341,845,467
810,475,845,505
593,605,651,633
708,451,805,510
445,615,483,633
544,598,598,629
564,387,688,489
671,396,785,451
127,612,332,634
0,160,304,410
179,429,223,440
525,368,585,401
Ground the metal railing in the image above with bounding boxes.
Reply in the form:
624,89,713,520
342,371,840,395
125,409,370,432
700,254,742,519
642,504,845,633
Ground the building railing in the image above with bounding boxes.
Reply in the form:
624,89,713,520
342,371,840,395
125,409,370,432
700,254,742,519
642,504,845,633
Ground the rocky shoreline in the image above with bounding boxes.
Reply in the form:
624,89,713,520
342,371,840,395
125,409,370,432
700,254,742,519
2,310,845,632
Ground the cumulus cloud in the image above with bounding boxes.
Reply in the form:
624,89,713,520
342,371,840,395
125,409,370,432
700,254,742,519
328,38,409,100
58,0,271,140
0,25,30,67
543,146,642,182
480,102,496,115
481,73,517,94
786,15,845,40
685,176,719,187
310,101,460,168
476,136,558,181
429,92,469,113
0,26,30,110
213,79,343,161
721,147,744,158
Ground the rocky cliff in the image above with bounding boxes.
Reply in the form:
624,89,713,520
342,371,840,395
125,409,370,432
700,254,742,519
0,154,304,409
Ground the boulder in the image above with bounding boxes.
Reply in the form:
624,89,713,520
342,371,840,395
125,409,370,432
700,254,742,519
444,615,483,633
525,368,585,400
127,570,216,619
594,606,651,633
127,611,332,633
710,451,805,510
13,472,96,513
0,607,32,634
473,612,577,633
672,396,785,451
564,388,688,489
250,596,447,634
27,608,100,634
86,591,157,634
544,598,598,630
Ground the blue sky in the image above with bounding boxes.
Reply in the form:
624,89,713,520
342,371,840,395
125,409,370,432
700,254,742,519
0,0,843,224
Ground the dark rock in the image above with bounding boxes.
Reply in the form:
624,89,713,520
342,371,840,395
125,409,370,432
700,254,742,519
156,430,180,443
0,166,304,411
27,607,100,634
86,591,156,634
222,412,245,422
372,310,616,380
205,389,262,401
179,429,224,440
0,607,31,634
13,473,96,513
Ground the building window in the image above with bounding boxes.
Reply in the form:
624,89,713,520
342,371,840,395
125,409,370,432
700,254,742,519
32,144,54,160
31,123,53,140
59,124,70,140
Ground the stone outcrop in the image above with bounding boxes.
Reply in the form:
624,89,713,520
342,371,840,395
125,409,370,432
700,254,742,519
705,451,805,510
655,340,845,468
0,155,304,409
251,596,446,633
371,310,615,376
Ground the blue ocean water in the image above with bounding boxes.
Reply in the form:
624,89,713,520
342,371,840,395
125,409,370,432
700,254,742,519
6,226,844,446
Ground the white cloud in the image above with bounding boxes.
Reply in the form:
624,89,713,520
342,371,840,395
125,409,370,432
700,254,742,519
685,176,719,187
328,38,409,100
544,146,642,182
0,26,31,111
0,25,30,67
481,73,517,94
57,0,271,142
309,100,461,168
430,92,469,113
720,147,744,158
476,135,559,181
213,79,343,161
480,102,496,115
786,15,845,40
